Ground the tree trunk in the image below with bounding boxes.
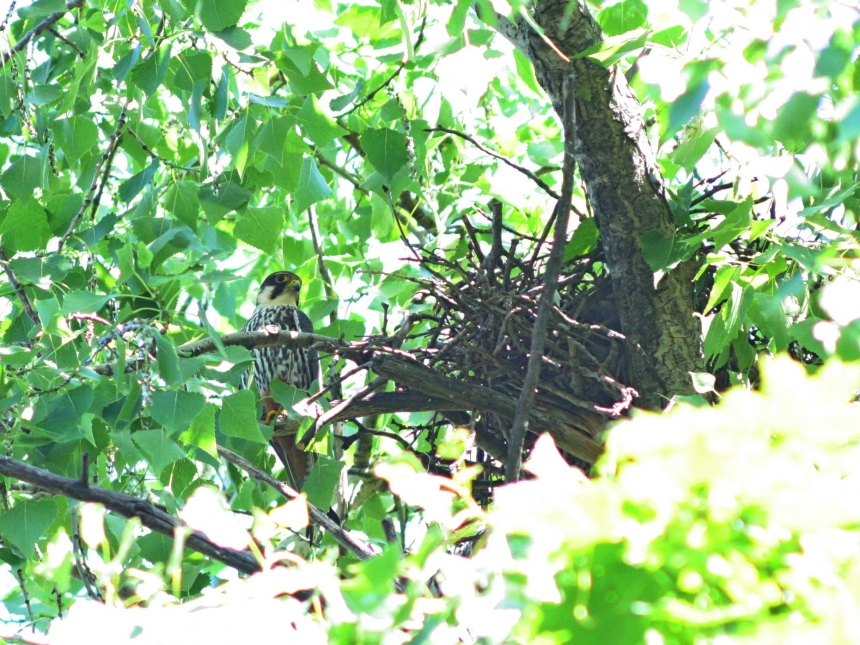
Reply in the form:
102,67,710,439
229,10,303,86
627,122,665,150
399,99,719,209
489,0,703,408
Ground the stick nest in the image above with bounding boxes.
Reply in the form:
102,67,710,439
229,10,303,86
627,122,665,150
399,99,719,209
403,208,637,454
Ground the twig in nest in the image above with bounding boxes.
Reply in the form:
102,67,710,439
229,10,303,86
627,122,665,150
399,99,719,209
506,74,578,482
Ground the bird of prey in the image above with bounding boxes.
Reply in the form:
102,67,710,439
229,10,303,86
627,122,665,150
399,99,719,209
241,271,320,488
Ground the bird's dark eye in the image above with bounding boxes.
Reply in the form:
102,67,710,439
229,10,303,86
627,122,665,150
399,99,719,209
276,274,288,283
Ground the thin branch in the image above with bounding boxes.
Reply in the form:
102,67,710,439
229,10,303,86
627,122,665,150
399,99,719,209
47,27,84,57
337,16,427,117
308,205,338,327
384,185,423,263
480,200,505,283
0,247,40,326
0,456,262,575
315,151,369,195
506,74,578,482
57,98,130,253
349,420,412,451
426,126,560,200
91,329,351,375
299,376,388,447
690,181,734,207
0,0,84,71
216,447,376,561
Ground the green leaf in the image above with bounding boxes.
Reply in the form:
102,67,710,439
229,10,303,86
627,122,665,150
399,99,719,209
303,454,345,509
118,160,159,203
199,0,247,31
0,499,58,559
296,95,347,147
138,532,173,563
294,157,332,214
0,75,17,116
360,128,408,182
198,181,251,223
254,115,298,165
180,403,218,459
575,28,649,67
513,49,541,94
563,218,600,261
0,200,51,252
234,207,285,255
18,0,66,17
225,114,254,175
26,84,62,106
798,182,860,218
640,230,699,272
218,390,265,443
130,49,169,96
711,198,752,249
704,265,740,312
163,181,200,231
269,379,305,415
211,26,252,50
370,194,394,241
447,0,471,37
61,290,113,315
172,51,213,92
0,154,44,202
597,0,648,37
154,334,182,388
9,255,70,285
276,55,333,95
32,386,93,439
329,80,363,112
772,92,819,149
151,390,206,436
133,430,186,475
670,127,719,172
55,116,99,160
667,80,710,138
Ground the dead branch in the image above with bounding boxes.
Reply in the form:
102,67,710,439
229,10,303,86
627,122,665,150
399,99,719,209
507,74,578,480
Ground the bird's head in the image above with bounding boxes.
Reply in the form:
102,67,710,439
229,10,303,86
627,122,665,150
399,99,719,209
256,271,303,307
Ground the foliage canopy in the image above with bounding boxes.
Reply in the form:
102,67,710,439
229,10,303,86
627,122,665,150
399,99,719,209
0,0,860,642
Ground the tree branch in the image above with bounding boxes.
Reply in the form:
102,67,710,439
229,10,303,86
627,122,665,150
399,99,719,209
0,0,84,71
0,456,261,575
216,447,376,561
0,247,40,326
57,98,129,253
91,330,352,375
427,127,560,200
506,74,577,481
372,355,603,463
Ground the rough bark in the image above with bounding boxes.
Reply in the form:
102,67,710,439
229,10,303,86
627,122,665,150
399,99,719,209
373,356,604,462
489,1,703,408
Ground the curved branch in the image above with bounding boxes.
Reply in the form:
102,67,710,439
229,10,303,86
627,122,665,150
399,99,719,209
0,456,261,575
0,0,84,71
217,447,376,561
426,127,560,200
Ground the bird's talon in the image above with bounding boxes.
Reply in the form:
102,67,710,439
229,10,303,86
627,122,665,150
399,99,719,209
264,409,280,424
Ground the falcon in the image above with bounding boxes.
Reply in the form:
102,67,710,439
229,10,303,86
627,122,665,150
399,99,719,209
241,271,320,488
